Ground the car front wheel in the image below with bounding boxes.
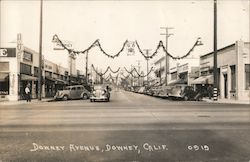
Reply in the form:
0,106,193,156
82,94,88,100
62,95,68,101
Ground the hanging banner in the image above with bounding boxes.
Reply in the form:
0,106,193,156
126,41,135,56
53,40,73,50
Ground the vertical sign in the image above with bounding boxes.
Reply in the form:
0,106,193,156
17,33,22,60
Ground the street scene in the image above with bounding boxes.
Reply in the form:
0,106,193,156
0,0,250,162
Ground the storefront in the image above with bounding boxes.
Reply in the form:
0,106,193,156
0,48,19,101
193,40,250,100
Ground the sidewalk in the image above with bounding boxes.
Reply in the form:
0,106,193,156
0,98,54,106
202,97,250,105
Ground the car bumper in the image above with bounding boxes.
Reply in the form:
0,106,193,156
54,95,64,99
90,96,108,100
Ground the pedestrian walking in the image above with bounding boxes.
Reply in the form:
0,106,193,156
25,83,31,102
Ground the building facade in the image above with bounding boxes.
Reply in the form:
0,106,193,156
0,36,86,101
193,40,250,100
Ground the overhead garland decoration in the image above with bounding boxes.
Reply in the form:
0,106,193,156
135,67,154,78
123,67,154,78
121,73,131,80
91,64,110,76
108,67,120,73
53,34,202,60
135,37,203,60
91,64,121,77
95,40,128,59
124,67,136,74
52,34,128,58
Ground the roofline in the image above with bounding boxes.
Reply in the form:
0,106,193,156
200,43,235,58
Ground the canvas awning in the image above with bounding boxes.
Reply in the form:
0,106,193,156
21,74,38,81
45,76,56,82
0,73,9,82
191,75,213,85
168,79,187,86
55,79,67,85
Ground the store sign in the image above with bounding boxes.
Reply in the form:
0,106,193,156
0,91,8,95
23,51,33,62
53,40,73,50
0,48,16,57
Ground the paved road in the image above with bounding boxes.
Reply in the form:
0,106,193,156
0,90,250,162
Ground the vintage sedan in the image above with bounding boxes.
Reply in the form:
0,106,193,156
90,85,110,102
54,85,90,101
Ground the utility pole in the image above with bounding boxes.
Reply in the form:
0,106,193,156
143,49,151,86
160,27,174,86
38,0,43,100
85,51,88,85
213,0,218,101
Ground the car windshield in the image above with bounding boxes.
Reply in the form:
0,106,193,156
93,85,104,90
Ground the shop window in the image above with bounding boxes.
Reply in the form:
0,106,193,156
0,73,9,95
34,67,39,77
20,63,31,75
230,65,236,91
245,64,250,90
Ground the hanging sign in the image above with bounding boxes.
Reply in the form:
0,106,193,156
126,41,135,56
53,40,73,50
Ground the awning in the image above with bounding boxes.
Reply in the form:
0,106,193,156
168,79,187,86
45,76,56,82
0,73,9,82
55,79,67,85
191,75,213,85
21,74,38,81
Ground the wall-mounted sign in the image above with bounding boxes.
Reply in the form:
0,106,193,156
23,51,33,62
0,48,16,57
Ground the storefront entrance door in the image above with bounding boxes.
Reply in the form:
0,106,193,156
224,74,228,98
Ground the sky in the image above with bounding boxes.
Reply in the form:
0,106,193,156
0,0,249,75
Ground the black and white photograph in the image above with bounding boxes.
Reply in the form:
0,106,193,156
0,0,249,161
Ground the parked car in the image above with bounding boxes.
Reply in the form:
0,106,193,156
137,87,146,94
157,85,172,98
151,86,162,97
168,84,202,101
90,85,111,102
54,85,90,101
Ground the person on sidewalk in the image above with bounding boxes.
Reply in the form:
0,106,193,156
25,83,31,102
207,85,213,100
